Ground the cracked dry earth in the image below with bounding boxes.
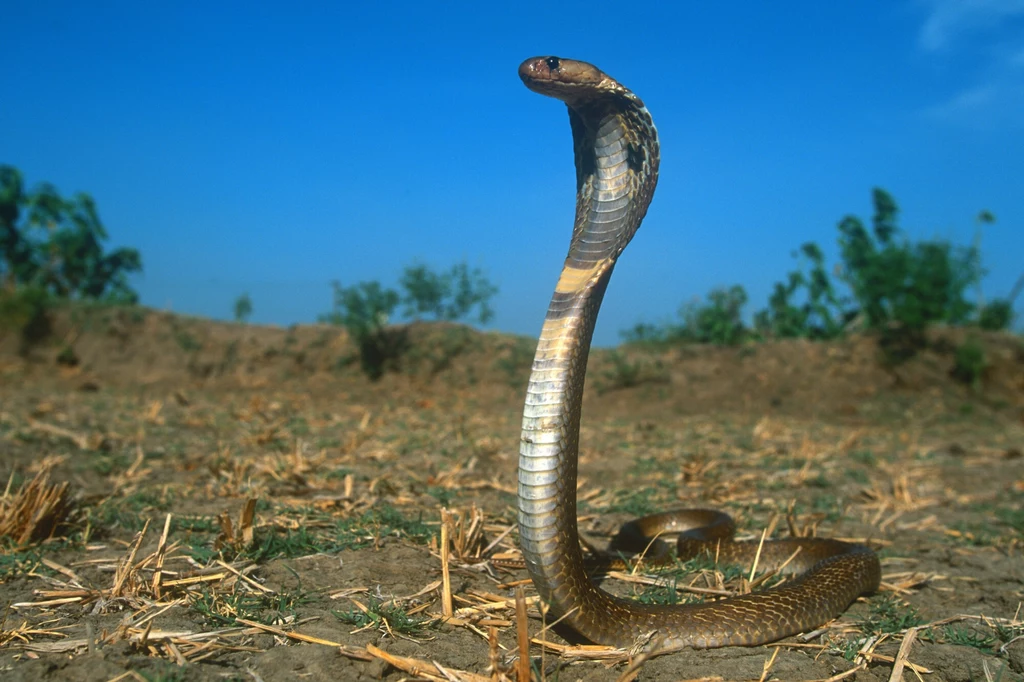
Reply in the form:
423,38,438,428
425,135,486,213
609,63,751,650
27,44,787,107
0,311,1022,681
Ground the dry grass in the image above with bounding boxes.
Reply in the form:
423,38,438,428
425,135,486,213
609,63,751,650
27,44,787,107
0,467,73,548
1,321,1022,681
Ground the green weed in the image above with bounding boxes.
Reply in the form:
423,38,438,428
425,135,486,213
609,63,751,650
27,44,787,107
233,293,253,323
597,352,670,394
138,663,191,682
858,594,922,635
333,595,427,635
978,298,1014,330
952,337,987,390
234,505,434,562
190,586,312,627
88,493,169,533
635,576,687,606
941,624,997,653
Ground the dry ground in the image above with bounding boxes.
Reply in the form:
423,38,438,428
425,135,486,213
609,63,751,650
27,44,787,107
1,306,1022,682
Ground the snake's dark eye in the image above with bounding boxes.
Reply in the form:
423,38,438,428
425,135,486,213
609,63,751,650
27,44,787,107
545,56,560,71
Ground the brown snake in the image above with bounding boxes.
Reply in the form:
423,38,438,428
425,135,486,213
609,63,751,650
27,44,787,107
516,56,881,650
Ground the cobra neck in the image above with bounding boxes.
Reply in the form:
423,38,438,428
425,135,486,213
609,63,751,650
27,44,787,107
563,103,659,269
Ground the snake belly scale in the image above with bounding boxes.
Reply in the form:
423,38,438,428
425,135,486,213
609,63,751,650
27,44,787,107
516,55,881,650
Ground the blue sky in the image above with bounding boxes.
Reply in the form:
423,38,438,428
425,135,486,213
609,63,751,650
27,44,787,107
3,1,1022,346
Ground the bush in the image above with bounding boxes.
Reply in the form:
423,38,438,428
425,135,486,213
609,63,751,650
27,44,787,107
624,188,1002,356
0,286,51,353
233,293,253,323
757,188,990,359
320,281,403,379
838,189,980,343
1,168,142,302
683,285,749,345
622,286,750,347
977,299,1013,331
951,338,987,391
596,351,670,393
620,322,673,346
755,242,845,340
323,262,498,379
400,262,497,324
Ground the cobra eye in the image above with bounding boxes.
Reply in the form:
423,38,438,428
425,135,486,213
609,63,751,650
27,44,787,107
545,56,560,71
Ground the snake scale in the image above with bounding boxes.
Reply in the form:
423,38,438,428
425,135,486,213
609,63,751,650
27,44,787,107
516,56,881,650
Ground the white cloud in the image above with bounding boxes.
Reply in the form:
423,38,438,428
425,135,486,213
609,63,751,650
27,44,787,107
925,81,1024,128
918,0,1024,127
919,0,1024,50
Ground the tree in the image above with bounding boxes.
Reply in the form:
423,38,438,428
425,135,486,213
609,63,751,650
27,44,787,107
0,165,142,302
234,293,253,323
0,166,37,289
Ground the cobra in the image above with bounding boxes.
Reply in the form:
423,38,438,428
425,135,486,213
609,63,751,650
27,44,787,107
516,55,881,649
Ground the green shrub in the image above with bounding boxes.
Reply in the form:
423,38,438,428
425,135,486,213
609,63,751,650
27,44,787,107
233,293,253,323
622,286,749,347
977,299,1013,331
400,261,497,324
754,272,807,340
625,188,1000,356
597,351,670,393
838,189,980,360
494,337,536,386
951,337,987,390
0,285,52,352
320,280,404,379
683,285,749,345
56,344,79,366
620,321,673,345
400,264,444,319
602,351,642,390
323,263,498,379
755,242,845,340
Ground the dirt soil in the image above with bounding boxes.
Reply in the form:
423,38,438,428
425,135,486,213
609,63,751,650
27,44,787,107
1,305,1022,682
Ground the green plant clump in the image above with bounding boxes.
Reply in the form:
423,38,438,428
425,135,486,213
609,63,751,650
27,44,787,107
754,242,846,340
859,594,923,635
624,188,1000,358
622,285,751,346
320,280,404,379
839,189,982,361
951,337,987,390
680,285,750,345
977,298,1013,331
400,261,497,324
233,292,253,322
333,595,426,635
320,261,497,379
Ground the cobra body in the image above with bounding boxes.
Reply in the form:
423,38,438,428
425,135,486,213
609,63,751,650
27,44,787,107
517,56,881,649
